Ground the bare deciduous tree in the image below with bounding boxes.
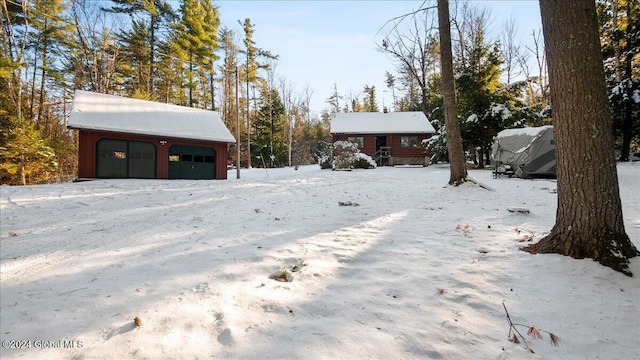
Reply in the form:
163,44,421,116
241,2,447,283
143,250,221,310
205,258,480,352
501,16,522,85
378,9,439,115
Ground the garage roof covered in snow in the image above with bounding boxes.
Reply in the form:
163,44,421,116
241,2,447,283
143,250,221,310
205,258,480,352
67,90,236,143
330,111,435,134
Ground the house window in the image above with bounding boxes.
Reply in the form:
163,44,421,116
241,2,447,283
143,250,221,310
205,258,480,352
401,136,418,148
347,136,364,149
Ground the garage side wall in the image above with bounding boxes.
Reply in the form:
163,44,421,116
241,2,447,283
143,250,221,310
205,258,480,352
77,131,95,178
76,130,229,180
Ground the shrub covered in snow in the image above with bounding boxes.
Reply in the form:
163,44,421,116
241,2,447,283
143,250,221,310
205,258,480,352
317,144,333,169
333,141,358,169
318,155,333,169
332,141,376,170
353,152,377,169
425,122,448,164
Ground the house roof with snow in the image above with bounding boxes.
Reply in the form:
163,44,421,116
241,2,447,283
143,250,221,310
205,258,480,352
67,90,236,143
330,111,435,135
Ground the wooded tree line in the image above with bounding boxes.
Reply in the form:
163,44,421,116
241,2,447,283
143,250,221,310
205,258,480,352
377,0,639,166
1,0,638,185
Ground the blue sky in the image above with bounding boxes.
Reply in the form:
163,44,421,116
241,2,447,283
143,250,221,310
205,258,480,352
216,1,542,115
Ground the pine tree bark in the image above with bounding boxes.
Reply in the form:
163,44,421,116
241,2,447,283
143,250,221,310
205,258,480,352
524,0,639,276
437,0,467,185
619,49,633,162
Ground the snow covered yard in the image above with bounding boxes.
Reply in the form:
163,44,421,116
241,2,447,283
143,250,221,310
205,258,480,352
1,164,638,360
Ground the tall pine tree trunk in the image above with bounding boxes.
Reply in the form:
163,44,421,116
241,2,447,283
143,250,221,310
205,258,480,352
149,13,156,95
246,71,251,168
38,49,47,122
188,53,193,107
525,0,639,276
437,0,467,185
619,55,633,162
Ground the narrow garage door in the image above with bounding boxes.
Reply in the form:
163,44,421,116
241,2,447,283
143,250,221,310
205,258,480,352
96,139,156,178
168,145,216,179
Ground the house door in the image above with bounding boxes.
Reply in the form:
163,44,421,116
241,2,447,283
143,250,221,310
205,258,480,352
375,136,390,166
376,136,387,152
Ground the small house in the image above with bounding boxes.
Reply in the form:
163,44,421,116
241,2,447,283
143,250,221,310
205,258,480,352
67,90,236,180
330,111,435,166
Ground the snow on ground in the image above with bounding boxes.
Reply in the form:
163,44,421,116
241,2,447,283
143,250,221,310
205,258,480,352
1,163,638,360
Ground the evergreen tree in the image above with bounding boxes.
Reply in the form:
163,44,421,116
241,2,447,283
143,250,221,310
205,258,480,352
0,117,57,185
423,74,448,163
384,71,397,111
291,111,330,166
597,0,640,161
200,0,220,110
239,18,277,166
155,41,186,104
395,64,422,112
219,27,240,132
104,0,174,96
118,19,154,97
171,0,219,107
1,0,28,122
27,0,74,122
350,97,363,112
251,84,287,167
454,6,512,167
3,0,77,184
326,83,342,114
362,85,379,112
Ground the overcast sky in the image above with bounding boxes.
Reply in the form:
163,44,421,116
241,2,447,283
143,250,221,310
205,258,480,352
216,1,543,115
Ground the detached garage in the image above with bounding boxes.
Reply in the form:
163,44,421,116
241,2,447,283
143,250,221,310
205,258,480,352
68,90,236,180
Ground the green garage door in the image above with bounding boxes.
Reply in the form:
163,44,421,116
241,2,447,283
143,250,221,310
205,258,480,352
96,139,156,178
168,145,216,179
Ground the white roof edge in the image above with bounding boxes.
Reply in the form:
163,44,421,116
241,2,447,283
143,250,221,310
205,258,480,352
330,111,435,134
68,90,236,143
67,123,236,143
